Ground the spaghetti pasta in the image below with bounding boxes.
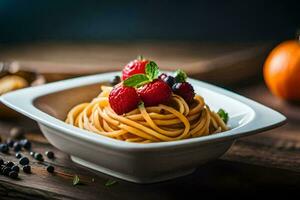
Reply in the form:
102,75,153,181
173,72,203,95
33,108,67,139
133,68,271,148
65,86,229,143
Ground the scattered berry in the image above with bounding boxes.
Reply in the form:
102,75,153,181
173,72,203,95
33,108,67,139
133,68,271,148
0,144,9,153
6,139,15,148
122,59,148,80
8,171,18,179
23,165,31,174
45,151,55,159
110,75,121,86
15,152,22,159
2,167,11,176
5,161,14,168
30,151,36,157
137,79,172,106
172,82,195,103
109,85,141,115
20,139,31,150
11,165,19,173
13,142,22,152
0,158,4,165
46,165,55,173
19,157,29,165
34,153,44,161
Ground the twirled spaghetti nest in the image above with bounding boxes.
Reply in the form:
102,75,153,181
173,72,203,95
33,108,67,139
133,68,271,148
66,86,228,143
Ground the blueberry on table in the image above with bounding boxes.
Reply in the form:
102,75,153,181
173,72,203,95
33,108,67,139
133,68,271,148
6,139,15,148
15,152,22,159
5,161,14,168
19,157,29,165
11,165,19,173
8,171,18,179
45,151,54,159
3,167,11,176
30,151,36,157
34,153,43,161
46,165,54,173
20,139,31,150
23,165,31,174
0,144,9,153
13,142,22,152
0,158,4,165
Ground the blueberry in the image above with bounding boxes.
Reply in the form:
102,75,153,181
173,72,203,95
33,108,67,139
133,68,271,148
0,158,4,165
30,151,36,157
19,157,29,165
34,153,43,161
13,142,22,152
110,76,121,86
8,171,18,179
15,152,22,159
6,139,15,148
5,161,14,168
45,151,54,159
158,73,168,80
11,165,19,173
0,144,9,153
23,165,31,174
162,76,176,87
2,167,11,176
46,165,54,173
20,139,31,150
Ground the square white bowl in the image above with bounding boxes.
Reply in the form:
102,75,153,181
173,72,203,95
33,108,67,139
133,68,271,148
0,72,286,183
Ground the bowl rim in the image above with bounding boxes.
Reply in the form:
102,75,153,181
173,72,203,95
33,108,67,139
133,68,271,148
0,71,287,151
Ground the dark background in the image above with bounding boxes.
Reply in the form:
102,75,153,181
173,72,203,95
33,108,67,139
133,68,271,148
0,0,299,44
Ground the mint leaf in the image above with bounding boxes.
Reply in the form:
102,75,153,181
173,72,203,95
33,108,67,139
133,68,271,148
174,69,187,82
123,74,150,87
145,61,159,81
217,109,229,124
73,175,81,186
105,179,117,187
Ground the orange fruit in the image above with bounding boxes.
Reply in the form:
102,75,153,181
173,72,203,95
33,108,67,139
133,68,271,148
263,39,300,101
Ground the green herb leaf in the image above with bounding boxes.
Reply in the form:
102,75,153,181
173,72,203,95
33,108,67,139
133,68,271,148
145,61,159,81
123,74,150,87
73,175,81,186
174,69,187,83
217,109,229,124
138,101,145,108
105,179,117,187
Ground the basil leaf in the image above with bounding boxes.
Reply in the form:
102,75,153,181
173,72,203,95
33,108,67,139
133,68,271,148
145,61,159,80
174,69,187,83
123,74,150,87
217,109,229,124
73,175,80,186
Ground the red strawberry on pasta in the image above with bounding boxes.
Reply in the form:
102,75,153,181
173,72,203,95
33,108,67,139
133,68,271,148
137,79,172,106
109,85,141,115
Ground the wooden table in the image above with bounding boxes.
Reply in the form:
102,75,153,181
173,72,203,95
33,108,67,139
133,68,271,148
1,42,300,199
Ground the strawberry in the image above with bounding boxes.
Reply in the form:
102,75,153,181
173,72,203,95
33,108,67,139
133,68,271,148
122,58,149,80
109,85,141,115
172,82,195,103
137,79,172,106
172,69,195,103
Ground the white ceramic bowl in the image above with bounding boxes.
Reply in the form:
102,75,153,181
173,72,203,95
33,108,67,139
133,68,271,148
0,72,286,183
